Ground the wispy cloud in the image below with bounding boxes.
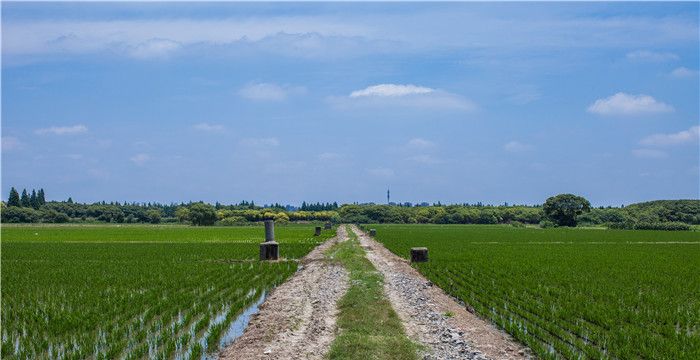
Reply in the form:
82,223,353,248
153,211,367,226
406,154,443,164
332,84,475,111
350,84,433,98
503,141,533,153
126,39,181,59
670,67,699,78
1,136,22,151
587,93,673,116
366,167,395,178
406,138,435,149
130,153,151,166
626,50,679,62
632,148,667,159
35,124,88,135
238,82,306,101
640,126,699,146
193,123,225,132
239,137,280,147
318,152,341,161
64,154,84,160
2,18,371,59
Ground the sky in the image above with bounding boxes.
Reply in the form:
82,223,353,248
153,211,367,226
1,2,699,206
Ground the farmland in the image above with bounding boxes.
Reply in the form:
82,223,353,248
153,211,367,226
1,224,335,359
368,224,700,359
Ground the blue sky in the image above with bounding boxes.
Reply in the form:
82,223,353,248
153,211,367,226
2,2,698,206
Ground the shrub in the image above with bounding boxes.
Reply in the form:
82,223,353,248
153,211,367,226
41,209,70,223
510,221,526,228
218,216,247,226
539,219,558,228
634,222,690,231
1,206,40,223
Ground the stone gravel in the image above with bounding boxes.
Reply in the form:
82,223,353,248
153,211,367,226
351,225,529,360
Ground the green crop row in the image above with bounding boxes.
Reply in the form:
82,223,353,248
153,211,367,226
368,224,700,359
1,225,336,359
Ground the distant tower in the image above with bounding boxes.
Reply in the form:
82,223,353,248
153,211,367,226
387,187,391,204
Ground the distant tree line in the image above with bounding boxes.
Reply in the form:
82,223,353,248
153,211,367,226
6,187,46,209
1,188,697,230
300,202,339,211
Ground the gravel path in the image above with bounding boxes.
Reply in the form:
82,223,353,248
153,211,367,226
350,225,530,360
219,227,350,360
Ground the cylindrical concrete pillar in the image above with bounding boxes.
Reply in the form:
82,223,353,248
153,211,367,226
264,220,275,242
314,226,322,236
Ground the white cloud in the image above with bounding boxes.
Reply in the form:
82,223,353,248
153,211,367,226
350,84,434,98
632,149,667,159
406,138,435,149
334,84,475,111
2,18,371,59
366,167,395,178
35,124,88,135
503,141,533,153
318,152,341,161
1,137,22,151
587,93,673,116
238,83,306,101
239,137,280,147
193,123,225,132
640,126,700,146
406,154,443,164
126,39,181,59
626,50,679,62
130,153,151,166
670,67,699,78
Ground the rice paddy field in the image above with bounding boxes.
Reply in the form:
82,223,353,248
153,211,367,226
368,224,700,360
1,224,335,359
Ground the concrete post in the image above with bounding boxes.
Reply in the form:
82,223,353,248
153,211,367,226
314,226,322,236
260,241,279,261
264,220,275,242
260,220,278,261
369,229,376,237
410,247,428,263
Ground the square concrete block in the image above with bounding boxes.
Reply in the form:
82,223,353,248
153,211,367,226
260,241,279,261
411,247,428,263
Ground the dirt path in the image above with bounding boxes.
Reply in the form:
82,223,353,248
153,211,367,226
219,227,350,360
349,225,530,360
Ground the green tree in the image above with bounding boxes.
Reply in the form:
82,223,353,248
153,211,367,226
37,189,46,206
175,206,190,223
30,189,39,209
7,187,20,207
543,194,591,227
20,189,30,207
146,209,162,224
188,202,217,226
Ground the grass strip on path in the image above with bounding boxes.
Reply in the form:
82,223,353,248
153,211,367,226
325,225,418,360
